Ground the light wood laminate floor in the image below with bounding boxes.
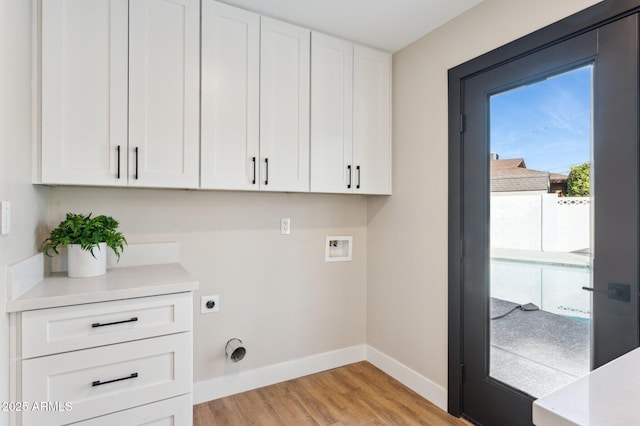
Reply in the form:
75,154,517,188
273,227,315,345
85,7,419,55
193,361,468,425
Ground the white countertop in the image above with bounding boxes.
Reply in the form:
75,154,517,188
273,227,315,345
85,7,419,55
6,263,199,312
533,347,640,426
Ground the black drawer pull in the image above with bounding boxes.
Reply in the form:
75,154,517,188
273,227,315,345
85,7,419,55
265,158,269,185
92,372,138,387
347,165,352,189
92,317,138,328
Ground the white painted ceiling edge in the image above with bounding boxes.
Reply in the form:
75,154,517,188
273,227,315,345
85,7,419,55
218,0,483,53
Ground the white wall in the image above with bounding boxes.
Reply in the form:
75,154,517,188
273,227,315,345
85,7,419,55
367,0,602,393
490,194,590,252
0,2,50,425
48,188,367,388
556,198,591,252
491,194,543,250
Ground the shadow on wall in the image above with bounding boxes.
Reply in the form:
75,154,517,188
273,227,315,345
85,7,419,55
365,195,391,225
47,187,367,234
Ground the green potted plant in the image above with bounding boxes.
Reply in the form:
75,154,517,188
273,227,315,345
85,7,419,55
42,213,127,278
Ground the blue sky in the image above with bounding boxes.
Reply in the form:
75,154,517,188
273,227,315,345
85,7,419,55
490,65,592,175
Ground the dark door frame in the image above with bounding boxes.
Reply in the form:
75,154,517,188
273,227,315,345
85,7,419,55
448,0,640,418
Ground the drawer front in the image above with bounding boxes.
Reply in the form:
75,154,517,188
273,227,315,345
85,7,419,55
21,332,192,426
21,292,192,358
71,394,192,426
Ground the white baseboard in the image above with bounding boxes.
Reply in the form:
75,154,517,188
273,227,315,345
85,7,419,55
365,345,447,412
193,344,448,413
193,345,367,404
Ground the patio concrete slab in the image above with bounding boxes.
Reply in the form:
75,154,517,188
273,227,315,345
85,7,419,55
489,298,590,398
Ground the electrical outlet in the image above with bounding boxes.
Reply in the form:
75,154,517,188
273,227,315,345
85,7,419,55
281,218,291,235
201,295,220,314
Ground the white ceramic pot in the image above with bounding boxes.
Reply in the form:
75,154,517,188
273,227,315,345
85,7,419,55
67,242,107,278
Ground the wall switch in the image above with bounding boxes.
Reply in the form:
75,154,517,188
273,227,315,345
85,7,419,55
1,201,11,235
201,295,220,314
281,218,291,235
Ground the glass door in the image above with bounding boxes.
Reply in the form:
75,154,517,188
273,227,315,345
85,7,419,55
457,15,639,426
488,65,593,398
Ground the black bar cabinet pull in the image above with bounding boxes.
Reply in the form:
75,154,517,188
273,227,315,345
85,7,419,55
252,157,256,185
265,158,269,185
135,147,139,180
92,317,138,328
356,165,361,189
347,165,352,189
92,372,138,387
116,145,121,179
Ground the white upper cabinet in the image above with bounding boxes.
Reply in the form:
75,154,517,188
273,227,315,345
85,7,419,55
310,37,392,195
310,32,354,194
39,1,389,194
129,0,200,188
40,0,199,189
260,17,310,192
41,0,128,186
200,11,310,192
353,45,392,195
200,0,260,190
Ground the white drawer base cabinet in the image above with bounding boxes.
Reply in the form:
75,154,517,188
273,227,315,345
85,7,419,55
12,292,194,426
22,333,192,425
72,395,193,426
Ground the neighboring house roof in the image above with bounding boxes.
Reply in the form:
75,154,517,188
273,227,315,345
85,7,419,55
549,173,568,184
491,158,526,171
490,158,550,192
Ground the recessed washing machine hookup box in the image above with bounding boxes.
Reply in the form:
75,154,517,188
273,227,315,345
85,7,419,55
325,236,353,262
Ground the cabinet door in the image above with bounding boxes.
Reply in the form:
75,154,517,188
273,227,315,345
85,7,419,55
353,45,392,195
260,17,310,192
310,33,353,194
41,0,128,186
129,0,200,189
201,0,260,190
